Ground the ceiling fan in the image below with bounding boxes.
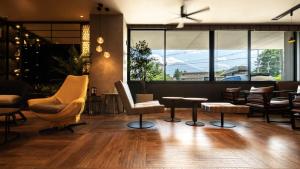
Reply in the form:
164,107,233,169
175,1,210,28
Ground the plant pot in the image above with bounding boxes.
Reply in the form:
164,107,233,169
136,93,153,103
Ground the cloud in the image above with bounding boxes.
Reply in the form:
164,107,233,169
215,56,227,61
166,57,184,65
151,54,163,64
216,63,230,69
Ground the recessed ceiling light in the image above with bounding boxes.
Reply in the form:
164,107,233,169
80,15,84,18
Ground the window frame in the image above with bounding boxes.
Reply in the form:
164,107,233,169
127,28,298,83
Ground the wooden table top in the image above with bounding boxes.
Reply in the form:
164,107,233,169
182,97,208,102
0,108,20,115
201,102,249,113
162,97,184,100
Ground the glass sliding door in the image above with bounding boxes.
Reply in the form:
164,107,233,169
166,31,209,81
251,31,294,81
214,31,248,81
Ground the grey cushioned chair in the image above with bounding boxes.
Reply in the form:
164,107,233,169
115,80,165,129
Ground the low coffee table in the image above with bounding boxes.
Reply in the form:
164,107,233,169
183,97,208,126
162,97,183,122
0,108,20,144
201,102,249,128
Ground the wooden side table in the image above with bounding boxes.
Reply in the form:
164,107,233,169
87,95,102,115
102,93,123,114
0,108,20,144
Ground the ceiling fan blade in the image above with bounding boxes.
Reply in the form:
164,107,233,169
186,16,202,22
176,22,184,29
164,17,181,25
186,6,210,16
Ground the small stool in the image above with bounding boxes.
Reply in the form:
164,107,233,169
201,102,249,128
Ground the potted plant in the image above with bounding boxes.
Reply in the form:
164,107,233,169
129,40,161,103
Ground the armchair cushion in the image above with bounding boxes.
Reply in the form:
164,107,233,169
30,103,67,114
0,95,21,105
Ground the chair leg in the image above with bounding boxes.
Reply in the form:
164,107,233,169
16,111,27,122
265,112,270,123
127,114,155,129
39,122,87,134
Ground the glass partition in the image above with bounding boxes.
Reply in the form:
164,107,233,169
214,30,248,81
251,31,294,81
166,31,209,81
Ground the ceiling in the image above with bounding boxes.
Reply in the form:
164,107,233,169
0,0,300,24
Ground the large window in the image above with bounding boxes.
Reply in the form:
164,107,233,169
251,31,294,81
215,31,248,81
128,29,297,82
166,31,209,81
130,30,164,81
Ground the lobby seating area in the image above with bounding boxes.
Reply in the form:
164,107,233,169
0,0,300,169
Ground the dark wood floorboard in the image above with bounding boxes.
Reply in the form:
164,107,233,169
0,109,300,169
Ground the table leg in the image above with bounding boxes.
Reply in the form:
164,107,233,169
185,103,205,126
164,101,181,122
210,112,236,128
2,113,20,144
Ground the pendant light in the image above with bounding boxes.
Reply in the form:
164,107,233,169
288,11,296,44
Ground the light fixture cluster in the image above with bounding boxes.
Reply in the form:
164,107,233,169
95,2,111,58
14,24,41,77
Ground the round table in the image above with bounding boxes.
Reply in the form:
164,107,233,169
162,97,183,122
183,98,208,126
0,108,20,144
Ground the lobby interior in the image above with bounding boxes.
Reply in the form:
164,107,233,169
1,0,300,168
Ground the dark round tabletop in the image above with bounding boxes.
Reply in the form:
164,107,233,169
182,97,208,102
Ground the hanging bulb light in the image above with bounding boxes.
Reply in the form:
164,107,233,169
288,11,296,44
96,45,103,53
97,36,104,44
103,51,110,58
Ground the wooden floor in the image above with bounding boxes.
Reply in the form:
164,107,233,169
0,110,300,169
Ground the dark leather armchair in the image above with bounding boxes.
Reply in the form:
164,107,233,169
245,86,290,123
223,87,245,104
289,86,300,129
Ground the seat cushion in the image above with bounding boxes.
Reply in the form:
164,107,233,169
30,103,67,114
0,95,21,105
270,99,289,108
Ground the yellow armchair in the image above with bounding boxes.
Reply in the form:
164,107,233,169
28,75,89,133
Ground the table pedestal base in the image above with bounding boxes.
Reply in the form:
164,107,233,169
210,120,236,128
127,121,154,129
185,121,205,126
164,118,181,122
210,112,236,128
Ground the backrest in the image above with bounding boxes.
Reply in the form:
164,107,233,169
55,75,89,104
247,86,273,104
223,87,241,101
115,80,134,112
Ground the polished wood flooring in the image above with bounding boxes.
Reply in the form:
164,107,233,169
0,109,300,169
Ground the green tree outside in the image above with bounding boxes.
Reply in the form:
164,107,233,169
253,49,282,79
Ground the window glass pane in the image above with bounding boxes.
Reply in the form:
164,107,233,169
23,24,51,30
52,31,80,37
215,31,248,81
130,30,164,81
251,31,294,81
166,31,209,81
51,38,80,44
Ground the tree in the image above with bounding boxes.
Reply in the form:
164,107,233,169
253,49,282,77
129,40,163,92
173,68,183,80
